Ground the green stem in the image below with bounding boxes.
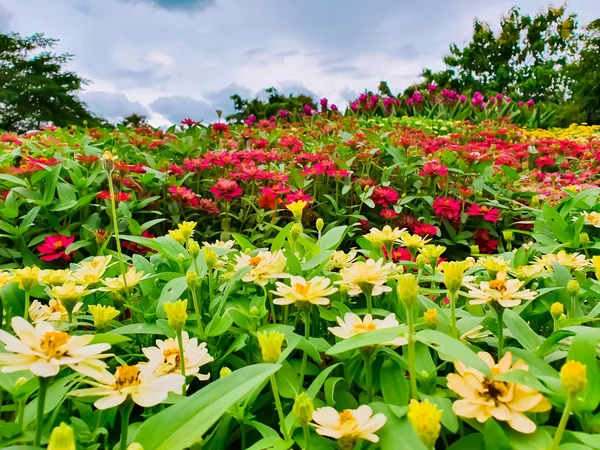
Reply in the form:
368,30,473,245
497,308,504,358
551,394,575,450
119,400,134,450
17,397,25,431
241,421,247,450
190,286,204,339
298,308,311,390
365,290,373,316
107,172,129,298
406,305,418,399
34,377,50,447
449,290,458,339
363,351,373,403
177,330,187,396
569,294,577,319
67,308,73,324
303,423,311,450
24,291,30,321
270,374,289,440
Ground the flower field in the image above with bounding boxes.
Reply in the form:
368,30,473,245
1,112,600,449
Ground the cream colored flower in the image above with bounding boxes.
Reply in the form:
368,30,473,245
477,256,509,276
71,364,184,409
142,331,213,380
328,313,407,346
202,240,235,249
0,317,110,377
398,232,431,250
534,251,589,271
365,226,405,248
39,269,72,287
311,405,387,445
325,250,358,271
233,250,288,286
72,256,112,284
582,211,600,227
49,282,93,303
447,352,551,433
11,266,40,291
337,258,393,297
467,272,536,308
29,299,82,323
272,276,338,306
100,267,147,292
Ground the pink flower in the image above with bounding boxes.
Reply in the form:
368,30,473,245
420,159,449,177
209,179,243,202
380,209,398,220
433,196,462,221
466,204,501,223
413,223,437,236
371,186,399,207
97,191,131,202
535,156,555,167
285,189,313,205
37,234,75,262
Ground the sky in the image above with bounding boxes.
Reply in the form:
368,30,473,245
2,0,598,126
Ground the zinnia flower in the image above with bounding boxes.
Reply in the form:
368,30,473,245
0,317,110,377
272,276,338,306
37,235,75,262
337,259,393,297
328,312,407,346
72,256,112,284
324,250,358,271
311,405,387,446
433,196,462,221
29,299,82,323
364,226,405,248
234,251,288,286
467,204,501,222
100,267,146,292
467,272,536,308
447,351,551,433
209,179,243,202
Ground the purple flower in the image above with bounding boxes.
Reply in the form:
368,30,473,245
526,99,535,108
359,93,368,103
303,104,313,115
331,104,338,111
279,109,289,118
350,101,359,111
459,94,467,102
471,91,485,106
320,98,328,107
428,84,437,93
412,92,423,103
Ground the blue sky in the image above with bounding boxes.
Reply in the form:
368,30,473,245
2,0,598,125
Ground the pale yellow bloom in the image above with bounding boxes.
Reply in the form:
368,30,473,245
328,312,407,346
446,352,551,433
467,272,536,308
364,226,405,248
202,240,235,249
177,221,197,241
0,317,110,378
39,269,72,287
100,267,146,292
324,250,358,271
407,399,443,448
50,282,93,303
257,330,285,363
272,276,337,306
477,256,509,276
534,251,589,271
398,232,431,250
311,405,387,445
88,305,120,330
337,258,393,297
582,211,600,227
29,299,82,323
72,256,112,284
234,250,288,286
11,266,40,291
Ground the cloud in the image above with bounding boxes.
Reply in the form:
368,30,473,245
0,2,13,32
119,0,215,11
80,91,149,122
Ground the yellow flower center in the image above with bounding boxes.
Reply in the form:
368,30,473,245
294,282,312,297
249,256,262,267
353,322,377,332
40,331,71,357
53,241,64,250
339,410,356,426
489,279,507,293
115,365,141,389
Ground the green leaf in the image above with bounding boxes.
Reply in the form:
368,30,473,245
503,309,543,353
24,374,77,426
108,323,164,335
319,226,347,251
133,364,281,450
326,326,406,355
380,359,409,407
483,419,510,450
90,333,131,345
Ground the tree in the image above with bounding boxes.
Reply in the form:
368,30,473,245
0,32,99,132
122,113,148,128
227,87,317,122
422,5,579,101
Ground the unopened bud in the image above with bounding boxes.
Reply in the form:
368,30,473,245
186,271,199,289
423,309,438,328
249,306,259,316
397,274,419,308
470,245,480,255
204,247,217,269
48,423,76,450
502,230,514,242
567,280,580,297
188,240,200,258
551,302,564,320
220,367,232,378
560,360,587,394
580,232,590,246
416,254,426,270
291,223,303,240
257,330,285,363
101,151,115,172
293,392,314,425
164,299,188,333
127,444,144,450
316,218,324,232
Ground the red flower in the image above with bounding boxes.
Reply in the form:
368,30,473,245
371,186,399,207
285,189,313,205
535,156,555,167
181,118,199,127
76,154,99,166
413,222,437,236
382,246,412,263
420,159,448,177
380,209,398,219
37,234,75,261
212,123,229,133
466,204,501,222
433,196,462,221
198,198,220,214
475,230,498,254
97,191,131,202
210,179,243,202
123,230,156,254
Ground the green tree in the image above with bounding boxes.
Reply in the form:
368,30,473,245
0,32,98,132
422,5,578,101
227,87,316,122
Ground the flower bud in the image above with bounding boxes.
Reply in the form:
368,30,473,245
407,399,443,448
48,423,76,450
502,230,514,242
101,151,115,172
127,444,144,450
164,299,188,333
579,232,590,246
186,271,199,289
203,247,218,270
567,280,580,297
397,274,419,308
442,261,468,294
168,229,186,244
293,392,314,425
89,304,120,331
286,200,307,222
470,245,480,255
220,367,232,378
291,223,303,240
316,218,324,232
188,240,200,258
551,302,564,320
416,254,426,270
249,306,259,316
423,309,438,328
560,360,587,394
257,330,285,363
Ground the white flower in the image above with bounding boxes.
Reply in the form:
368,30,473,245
311,405,387,444
0,317,110,377
233,250,288,286
337,258,393,297
71,364,184,409
202,240,235,249
272,276,338,306
142,331,213,380
29,299,83,323
328,312,407,346
467,272,537,308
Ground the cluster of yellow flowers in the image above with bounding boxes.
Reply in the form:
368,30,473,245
520,123,600,141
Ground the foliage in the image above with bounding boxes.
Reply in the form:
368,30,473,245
227,87,317,123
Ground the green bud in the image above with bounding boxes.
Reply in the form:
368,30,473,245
502,230,514,242
48,423,76,450
204,247,217,269
291,223,303,240
470,245,480,255
316,218,324,232
293,392,314,425
220,367,232,378
397,274,419,309
249,306,259,316
164,299,188,333
416,254,426,270
127,444,145,450
186,271,199,289
580,232,590,246
188,240,200,258
567,280,580,297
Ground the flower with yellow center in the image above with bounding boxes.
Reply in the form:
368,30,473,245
89,305,120,330
177,221,197,241
257,330,285,363
100,267,146,293
324,250,358,271
477,256,510,278
72,256,112,284
467,272,536,308
39,269,72,287
337,258,393,297
517,263,549,279
560,360,587,395
582,211,600,227
447,351,551,433
142,331,213,380
592,255,600,279
50,282,93,305
71,363,184,409
29,299,82,323
423,309,438,328
328,313,407,346
535,251,589,271
168,229,186,244
0,271,12,288
0,317,111,377
311,405,387,446
272,276,338,307
11,266,40,291
233,250,288,286
364,226,405,248
398,232,431,252
202,240,235,249
407,399,443,448
418,245,446,266
286,200,308,221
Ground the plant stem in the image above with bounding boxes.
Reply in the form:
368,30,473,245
177,330,187,396
190,286,204,339
107,172,129,298
449,290,458,339
119,400,134,450
551,394,575,450
365,290,373,316
406,305,418,399
269,374,289,440
303,423,311,450
496,307,504,358
17,397,25,431
34,377,50,447
363,351,373,403
298,308,311,390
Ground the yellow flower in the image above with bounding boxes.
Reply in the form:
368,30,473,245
311,405,387,446
72,256,112,284
272,276,338,307
324,250,357,271
535,251,589,271
100,267,146,292
257,330,285,363
50,282,93,303
30,299,82,323
398,232,431,251
234,250,288,286
39,269,72,287
168,229,186,244
293,392,314,425
11,266,40,291
418,245,446,266
550,302,564,319
48,422,76,450
177,221,197,241
328,312,407,346
337,258,393,297
466,272,536,308
89,305,120,330
286,200,308,221
441,260,470,293
101,151,116,171
407,399,443,448
447,351,551,433
202,240,235,249
397,273,419,308
0,271,12,288
477,256,509,278
163,299,188,333
560,360,587,395
582,211,600,227
424,309,438,328
364,225,405,248
593,256,600,279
